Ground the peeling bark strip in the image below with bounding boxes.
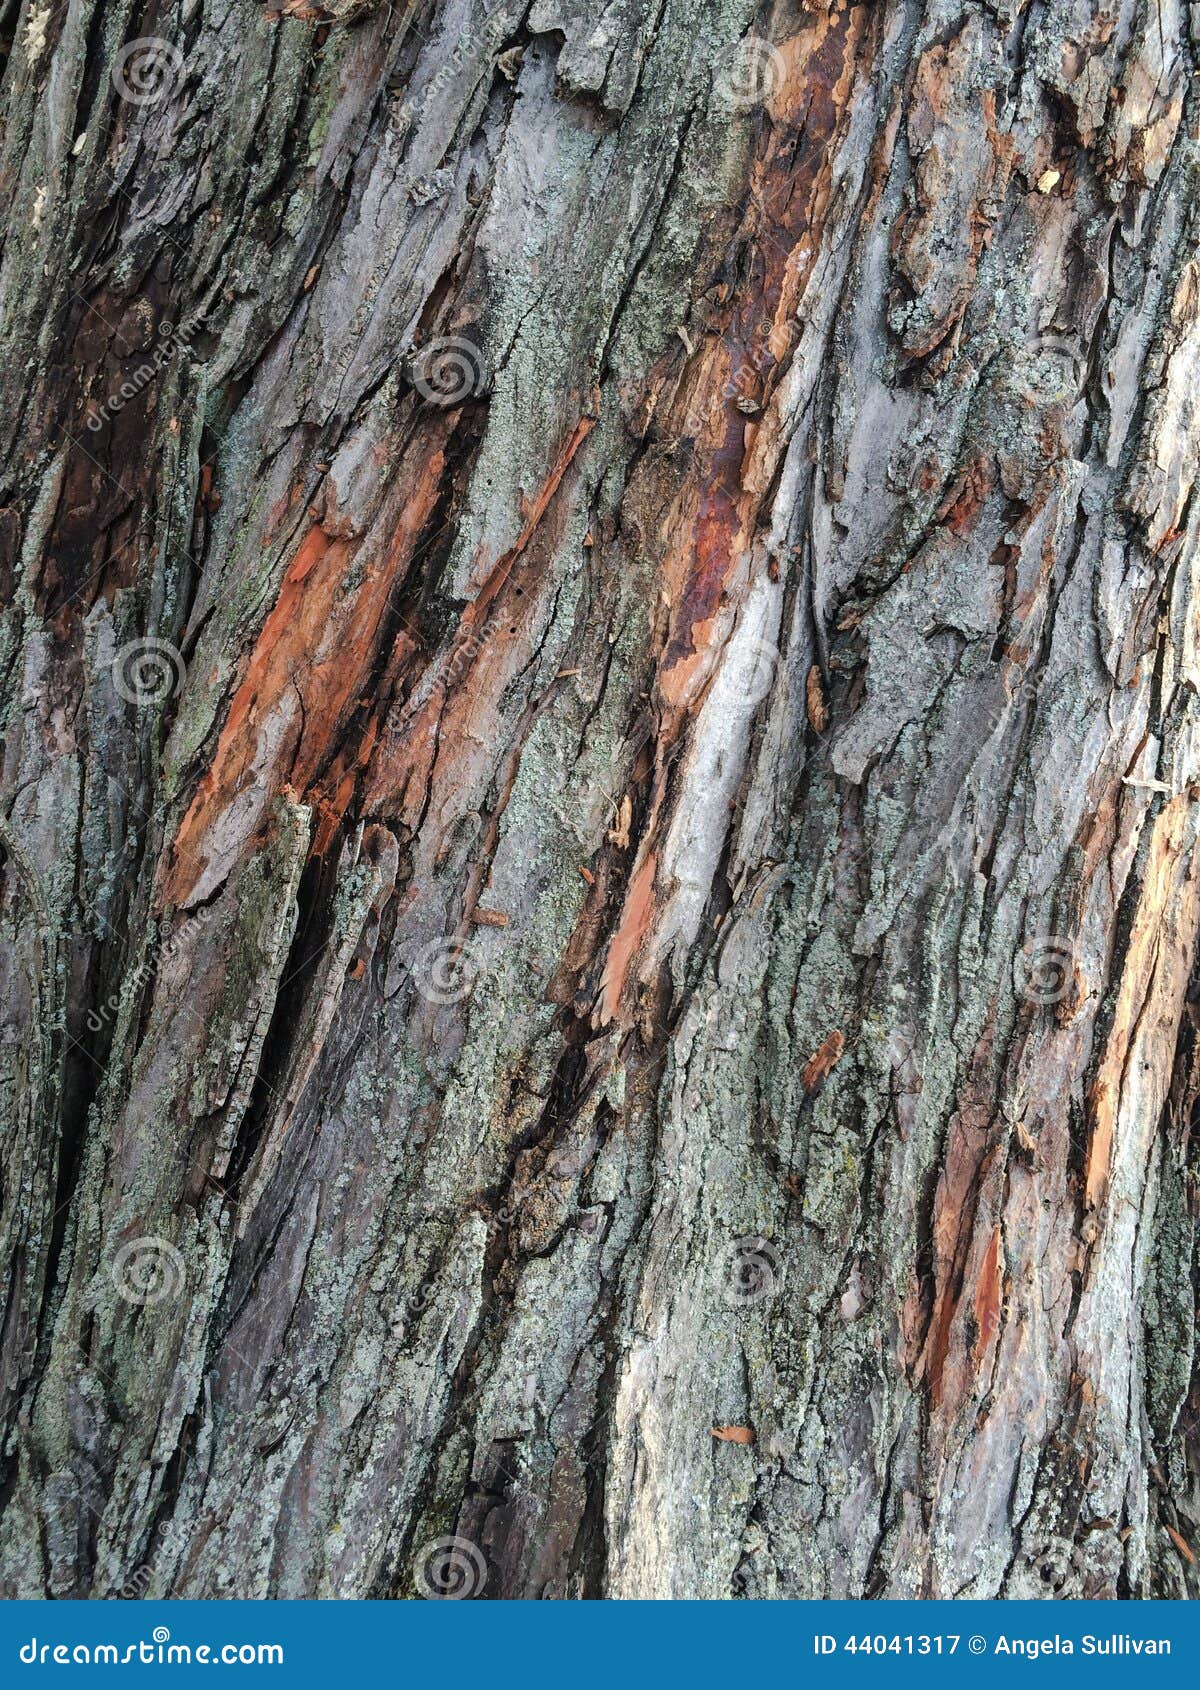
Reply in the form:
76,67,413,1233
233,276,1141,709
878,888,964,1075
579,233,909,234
1,0,1200,1602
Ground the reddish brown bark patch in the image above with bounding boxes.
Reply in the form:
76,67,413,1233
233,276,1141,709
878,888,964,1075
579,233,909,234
164,436,448,906
801,1030,845,1095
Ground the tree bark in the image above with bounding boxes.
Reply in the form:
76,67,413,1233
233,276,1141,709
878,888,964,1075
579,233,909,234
1,0,1199,1601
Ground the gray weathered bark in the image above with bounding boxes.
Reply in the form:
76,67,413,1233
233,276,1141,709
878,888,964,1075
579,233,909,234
1,0,1199,1599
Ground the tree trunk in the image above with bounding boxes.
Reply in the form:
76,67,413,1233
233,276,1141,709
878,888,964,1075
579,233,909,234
1,0,1198,1601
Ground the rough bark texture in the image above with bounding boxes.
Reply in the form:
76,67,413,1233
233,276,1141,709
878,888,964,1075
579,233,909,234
1,0,1199,1601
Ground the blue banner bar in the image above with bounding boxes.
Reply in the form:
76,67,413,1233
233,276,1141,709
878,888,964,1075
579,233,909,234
0,1601,1196,1685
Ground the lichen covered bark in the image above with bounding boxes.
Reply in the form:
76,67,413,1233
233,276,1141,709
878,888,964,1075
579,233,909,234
1,0,1199,1599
